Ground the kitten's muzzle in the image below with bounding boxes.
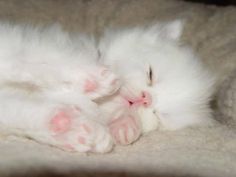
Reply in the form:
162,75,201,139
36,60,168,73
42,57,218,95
122,91,152,108
141,91,152,107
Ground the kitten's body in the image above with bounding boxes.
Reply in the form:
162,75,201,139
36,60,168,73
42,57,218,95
0,21,215,153
0,24,120,153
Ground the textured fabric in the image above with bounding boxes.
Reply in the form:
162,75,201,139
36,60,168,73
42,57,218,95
0,0,236,177
217,69,236,127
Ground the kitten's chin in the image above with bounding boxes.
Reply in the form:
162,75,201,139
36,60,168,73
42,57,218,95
137,107,160,133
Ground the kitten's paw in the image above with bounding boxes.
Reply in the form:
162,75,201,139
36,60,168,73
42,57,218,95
108,115,141,145
48,107,113,153
84,67,120,100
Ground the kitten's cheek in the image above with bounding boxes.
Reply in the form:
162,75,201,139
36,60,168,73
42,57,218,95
138,108,160,132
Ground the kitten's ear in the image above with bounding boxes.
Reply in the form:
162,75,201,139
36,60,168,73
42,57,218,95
158,20,184,41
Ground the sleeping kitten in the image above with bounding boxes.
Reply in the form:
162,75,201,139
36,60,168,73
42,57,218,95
98,20,216,145
0,21,215,153
0,24,120,153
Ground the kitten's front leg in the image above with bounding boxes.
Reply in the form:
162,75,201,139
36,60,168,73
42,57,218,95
98,94,142,145
0,91,113,153
79,66,121,100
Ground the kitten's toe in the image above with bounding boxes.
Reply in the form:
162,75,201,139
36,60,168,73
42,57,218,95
108,115,141,145
99,68,120,94
84,67,120,100
91,125,114,153
70,120,113,153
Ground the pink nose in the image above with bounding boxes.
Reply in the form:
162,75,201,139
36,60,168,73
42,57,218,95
122,91,152,108
141,91,152,107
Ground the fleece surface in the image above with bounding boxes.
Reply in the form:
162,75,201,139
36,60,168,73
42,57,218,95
0,0,236,177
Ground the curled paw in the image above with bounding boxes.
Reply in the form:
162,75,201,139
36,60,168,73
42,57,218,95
108,115,141,145
83,67,120,100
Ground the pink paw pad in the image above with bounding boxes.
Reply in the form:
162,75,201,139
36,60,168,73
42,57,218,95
109,115,141,145
78,136,86,144
77,123,93,145
50,111,72,134
84,79,98,92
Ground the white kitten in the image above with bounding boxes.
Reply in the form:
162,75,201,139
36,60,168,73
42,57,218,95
98,20,216,145
0,21,216,153
0,23,120,153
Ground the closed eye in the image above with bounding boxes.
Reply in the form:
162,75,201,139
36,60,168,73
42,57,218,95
147,65,153,86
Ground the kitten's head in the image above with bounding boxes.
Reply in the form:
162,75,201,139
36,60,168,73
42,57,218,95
99,20,215,132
